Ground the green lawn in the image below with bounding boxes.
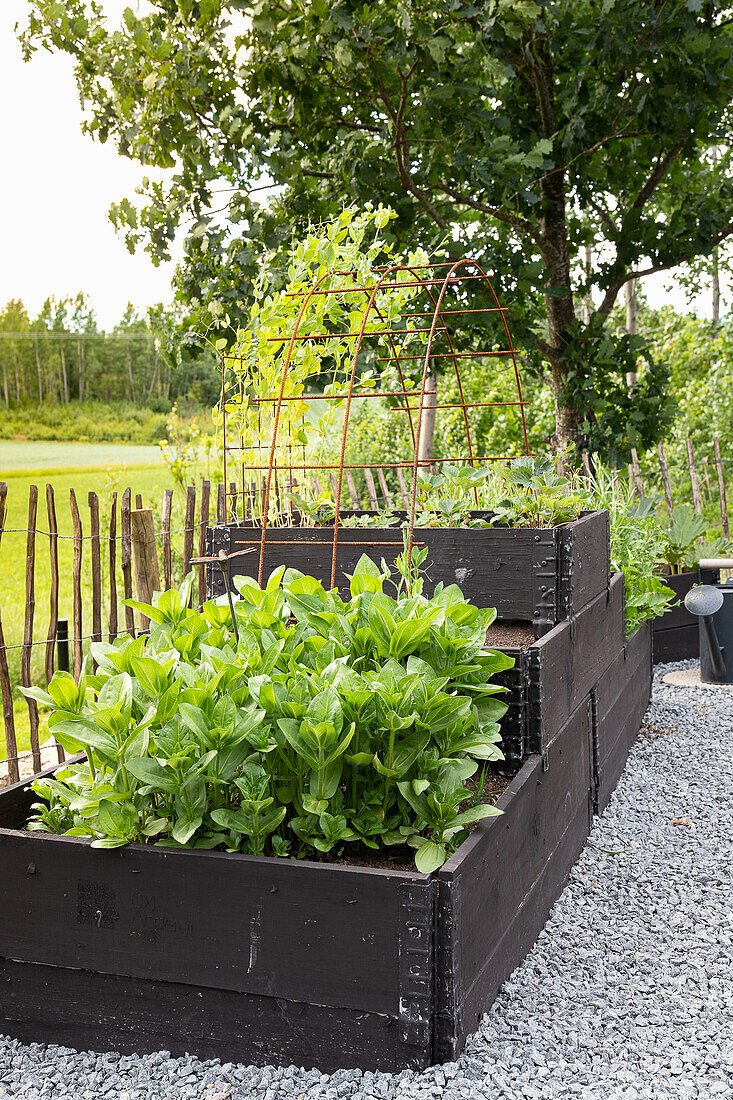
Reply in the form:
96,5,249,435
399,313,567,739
0,440,162,475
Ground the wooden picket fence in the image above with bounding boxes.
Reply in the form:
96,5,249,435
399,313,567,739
628,436,729,536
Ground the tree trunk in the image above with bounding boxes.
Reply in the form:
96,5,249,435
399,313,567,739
77,337,84,400
60,346,69,404
12,348,20,404
712,247,720,334
127,346,136,402
583,243,593,325
1,360,8,408
417,372,438,467
34,336,43,404
624,277,638,389
534,46,582,458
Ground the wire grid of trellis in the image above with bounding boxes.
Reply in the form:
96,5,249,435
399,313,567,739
220,258,530,588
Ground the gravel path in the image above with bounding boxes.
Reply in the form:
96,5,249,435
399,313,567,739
2,660,732,1100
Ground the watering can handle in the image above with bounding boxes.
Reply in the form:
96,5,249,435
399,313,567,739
699,558,733,570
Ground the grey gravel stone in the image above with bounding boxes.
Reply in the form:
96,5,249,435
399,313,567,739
1,660,732,1099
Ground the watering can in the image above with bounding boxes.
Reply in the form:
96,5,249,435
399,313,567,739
684,558,733,684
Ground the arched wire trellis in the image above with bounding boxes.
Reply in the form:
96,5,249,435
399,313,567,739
220,259,530,590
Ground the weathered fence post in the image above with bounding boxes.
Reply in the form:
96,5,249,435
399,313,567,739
130,508,161,631
22,485,41,774
198,480,210,609
108,493,118,642
0,482,19,784
714,435,729,538
182,486,196,602
161,488,173,591
121,487,135,638
69,489,83,680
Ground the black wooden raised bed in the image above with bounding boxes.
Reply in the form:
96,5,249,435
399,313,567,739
651,569,718,664
207,510,610,638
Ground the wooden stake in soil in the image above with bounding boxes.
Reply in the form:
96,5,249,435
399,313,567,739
161,488,173,591
22,485,41,774
396,467,410,509
345,471,360,509
69,488,83,681
657,442,674,519
216,482,226,525
45,484,59,688
376,468,393,510
120,488,135,638
108,493,118,643
714,435,729,538
198,479,210,609
131,508,161,631
630,448,644,497
364,468,379,511
686,439,703,515
0,482,19,784
182,487,196,597
88,492,102,655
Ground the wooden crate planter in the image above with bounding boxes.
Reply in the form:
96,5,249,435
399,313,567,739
0,522,657,1072
0,698,594,1073
207,510,610,638
651,570,718,664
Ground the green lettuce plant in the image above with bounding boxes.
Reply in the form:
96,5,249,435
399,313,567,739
22,562,512,874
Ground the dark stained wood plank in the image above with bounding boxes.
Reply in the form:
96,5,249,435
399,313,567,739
557,510,610,620
0,960,402,1074
21,485,41,774
436,697,593,1061
0,831,418,1017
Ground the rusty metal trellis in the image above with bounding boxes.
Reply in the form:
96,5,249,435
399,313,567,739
220,258,530,590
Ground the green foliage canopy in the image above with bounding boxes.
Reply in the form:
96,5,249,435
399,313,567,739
19,0,733,457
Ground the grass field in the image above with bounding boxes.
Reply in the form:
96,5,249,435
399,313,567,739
0,442,196,762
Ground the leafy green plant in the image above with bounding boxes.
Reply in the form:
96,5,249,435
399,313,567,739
23,563,513,873
663,505,709,573
590,467,675,635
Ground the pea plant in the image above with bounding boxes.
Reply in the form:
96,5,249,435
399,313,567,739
23,560,513,874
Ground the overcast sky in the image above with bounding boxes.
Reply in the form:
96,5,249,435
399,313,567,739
1,0,725,331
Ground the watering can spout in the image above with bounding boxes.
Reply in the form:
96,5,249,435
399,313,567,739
684,584,728,682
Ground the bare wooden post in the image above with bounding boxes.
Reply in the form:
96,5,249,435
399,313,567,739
376,468,393,510
198,479,210,609
88,492,102,659
714,435,729,538
364,468,379,511
45,484,59,687
310,476,322,497
108,492,118,643
182,486,196,597
217,482,226,524
135,493,143,510
161,488,173,590
121,488,135,638
22,485,41,773
0,483,19,783
686,439,703,515
131,509,161,630
630,448,643,497
69,489,83,681
657,442,674,518
395,468,410,509
345,471,360,508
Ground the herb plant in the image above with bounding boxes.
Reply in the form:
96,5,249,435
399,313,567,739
661,505,728,573
23,562,513,874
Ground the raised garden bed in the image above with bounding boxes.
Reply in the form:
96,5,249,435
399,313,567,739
651,569,718,663
0,570,653,1072
207,510,610,638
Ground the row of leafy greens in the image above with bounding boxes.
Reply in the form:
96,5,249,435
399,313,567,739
23,559,512,873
